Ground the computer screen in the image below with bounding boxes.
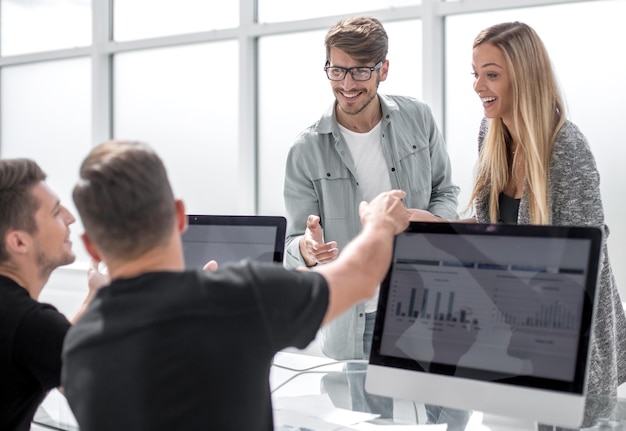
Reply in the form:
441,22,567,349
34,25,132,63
366,222,602,429
181,215,286,268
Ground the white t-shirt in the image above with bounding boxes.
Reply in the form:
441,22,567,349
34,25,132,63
339,120,391,313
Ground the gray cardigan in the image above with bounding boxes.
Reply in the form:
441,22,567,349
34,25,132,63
477,120,626,428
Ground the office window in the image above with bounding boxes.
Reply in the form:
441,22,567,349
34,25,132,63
0,0,91,56
0,58,91,261
257,30,329,216
379,20,422,99
257,20,422,216
113,0,238,42
258,0,420,23
113,41,240,215
444,0,626,290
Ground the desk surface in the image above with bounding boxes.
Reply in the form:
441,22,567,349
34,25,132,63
33,351,625,431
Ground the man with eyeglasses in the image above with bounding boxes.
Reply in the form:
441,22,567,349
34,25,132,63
283,16,466,429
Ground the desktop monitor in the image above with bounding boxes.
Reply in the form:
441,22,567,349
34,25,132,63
366,222,602,429
181,215,286,268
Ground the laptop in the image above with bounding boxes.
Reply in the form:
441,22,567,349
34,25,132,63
181,215,287,268
365,222,603,429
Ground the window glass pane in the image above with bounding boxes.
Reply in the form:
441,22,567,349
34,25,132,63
258,0,420,23
1,58,91,262
258,30,328,216
113,0,238,42
382,20,422,99
258,20,421,216
444,0,626,292
1,0,91,56
113,41,239,214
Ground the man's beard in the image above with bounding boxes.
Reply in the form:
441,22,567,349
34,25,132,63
336,77,380,116
37,248,76,279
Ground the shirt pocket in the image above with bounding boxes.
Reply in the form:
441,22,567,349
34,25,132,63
396,143,432,207
311,166,354,220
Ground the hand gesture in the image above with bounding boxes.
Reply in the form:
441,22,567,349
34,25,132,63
71,258,109,324
359,190,410,235
300,215,338,266
203,260,219,272
87,258,109,292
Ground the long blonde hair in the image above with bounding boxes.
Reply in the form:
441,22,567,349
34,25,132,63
469,22,566,224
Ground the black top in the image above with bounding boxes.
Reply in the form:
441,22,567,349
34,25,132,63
62,262,329,431
0,275,70,431
498,192,521,224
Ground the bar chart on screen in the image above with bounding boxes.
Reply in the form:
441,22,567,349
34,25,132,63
381,257,584,380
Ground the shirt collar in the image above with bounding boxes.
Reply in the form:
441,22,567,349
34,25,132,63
314,94,399,135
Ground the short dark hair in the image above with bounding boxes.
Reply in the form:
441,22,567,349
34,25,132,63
325,16,388,65
73,140,176,260
0,159,47,263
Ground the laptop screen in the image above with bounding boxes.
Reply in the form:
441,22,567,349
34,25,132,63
181,215,286,268
366,222,602,428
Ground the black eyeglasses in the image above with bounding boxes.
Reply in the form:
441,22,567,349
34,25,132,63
324,61,383,81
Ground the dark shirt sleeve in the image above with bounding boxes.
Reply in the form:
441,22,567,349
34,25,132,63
248,264,329,351
14,304,71,389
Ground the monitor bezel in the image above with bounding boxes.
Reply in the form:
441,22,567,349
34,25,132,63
184,214,287,265
369,222,603,395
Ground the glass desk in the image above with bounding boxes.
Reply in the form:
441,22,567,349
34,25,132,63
272,351,480,431
32,351,626,431
269,352,626,431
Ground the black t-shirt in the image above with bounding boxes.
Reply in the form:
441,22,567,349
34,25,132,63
498,192,521,224
0,275,71,431
62,262,329,431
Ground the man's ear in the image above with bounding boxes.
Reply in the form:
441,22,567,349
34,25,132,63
175,199,188,234
4,230,30,255
379,59,390,82
81,233,102,262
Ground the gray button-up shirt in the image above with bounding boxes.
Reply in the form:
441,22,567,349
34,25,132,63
283,94,459,359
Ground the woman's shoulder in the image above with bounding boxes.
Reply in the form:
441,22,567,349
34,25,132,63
551,120,599,179
553,120,593,158
554,120,589,147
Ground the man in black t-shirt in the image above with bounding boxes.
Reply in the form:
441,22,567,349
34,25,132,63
0,159,102,431
61,140,410,431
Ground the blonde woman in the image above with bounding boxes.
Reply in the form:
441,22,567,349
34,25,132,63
413,21,626,430
474,22,626,431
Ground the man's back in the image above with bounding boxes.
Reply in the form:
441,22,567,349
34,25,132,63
62,263,327,431
0,275,70,431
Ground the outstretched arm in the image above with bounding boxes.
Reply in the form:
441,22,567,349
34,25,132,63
313,190,410,326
